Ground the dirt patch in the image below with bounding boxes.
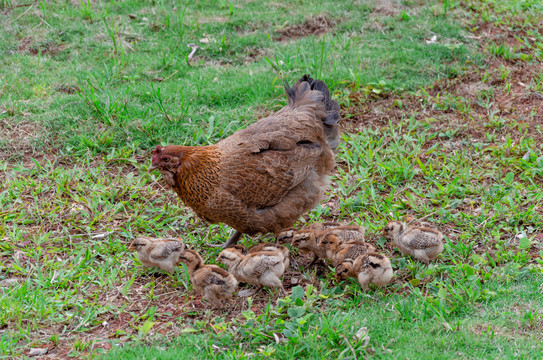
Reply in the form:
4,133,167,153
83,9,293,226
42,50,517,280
276,14,336,42
198,16,228,24
342,56,543,147
243,47,267,64
372,0,404,16
343,13,542,143
18,36,66,57
0,117,42,161
55,84,80,94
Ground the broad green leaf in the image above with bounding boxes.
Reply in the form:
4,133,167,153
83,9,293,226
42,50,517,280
139,321,155,335
287,307,305,319
519,236,530,250
291,286,304,300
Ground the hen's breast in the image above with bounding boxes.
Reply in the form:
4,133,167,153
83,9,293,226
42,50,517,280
173,149,223,220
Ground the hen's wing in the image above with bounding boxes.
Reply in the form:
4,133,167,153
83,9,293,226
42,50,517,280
219,113,326,208
217,79,337,209
149,240,184,260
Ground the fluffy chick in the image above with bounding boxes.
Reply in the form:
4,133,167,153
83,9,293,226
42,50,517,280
217,247,287,296
247,243,290,270
276,222,340,243
321,236,377,266
325,225,366,242
290,228,327,264
129,237,185,274
335,253,393,290
383,221,444,264
288,223,366,265
178,249,238,309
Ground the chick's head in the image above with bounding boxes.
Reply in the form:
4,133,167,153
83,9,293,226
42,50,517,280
291,230,316,248
217,248,244,267
319,233,339,250
335,260,353,281
383,221,405,240
129,237,152,251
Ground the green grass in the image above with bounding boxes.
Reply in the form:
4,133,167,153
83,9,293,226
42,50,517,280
103,276,543,359
0,0,476,159
1,0,543,358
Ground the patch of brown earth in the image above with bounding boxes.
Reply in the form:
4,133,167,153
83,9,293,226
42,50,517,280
276,14,336,42
18,36,66,56
343,56,543,147
0,117,42,161
55,84,80,94
372,0,404,17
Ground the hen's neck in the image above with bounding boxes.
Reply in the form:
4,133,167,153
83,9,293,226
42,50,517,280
172,146,221,204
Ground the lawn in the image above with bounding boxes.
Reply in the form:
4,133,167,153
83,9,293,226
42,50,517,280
1,0,543,358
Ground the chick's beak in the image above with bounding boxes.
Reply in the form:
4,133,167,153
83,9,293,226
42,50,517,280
128,242,135,250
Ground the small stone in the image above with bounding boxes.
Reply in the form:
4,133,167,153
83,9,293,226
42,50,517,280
237,289,254,297
0,278,22,287
354,327,370,347
28,348,48,357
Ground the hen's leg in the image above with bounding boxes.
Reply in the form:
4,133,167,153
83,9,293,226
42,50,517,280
209,230,242,248
222,230,242,248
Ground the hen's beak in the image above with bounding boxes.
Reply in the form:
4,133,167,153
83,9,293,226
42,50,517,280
148,165,157,172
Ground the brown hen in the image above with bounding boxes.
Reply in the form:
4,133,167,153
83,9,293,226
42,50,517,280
150,75,340,248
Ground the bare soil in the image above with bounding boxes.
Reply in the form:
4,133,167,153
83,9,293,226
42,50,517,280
276,14,336,42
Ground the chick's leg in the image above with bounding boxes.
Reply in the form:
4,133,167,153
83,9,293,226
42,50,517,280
260,273,287,297
413,250,430,265
308,254,320,266
204,288,222,309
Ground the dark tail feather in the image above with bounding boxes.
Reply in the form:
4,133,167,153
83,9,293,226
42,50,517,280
284,75,341,152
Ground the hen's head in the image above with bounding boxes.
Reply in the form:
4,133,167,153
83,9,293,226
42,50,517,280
150,145,185,170
150,145,186,186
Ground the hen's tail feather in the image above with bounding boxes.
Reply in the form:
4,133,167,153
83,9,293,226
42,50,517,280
284,74,341,151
